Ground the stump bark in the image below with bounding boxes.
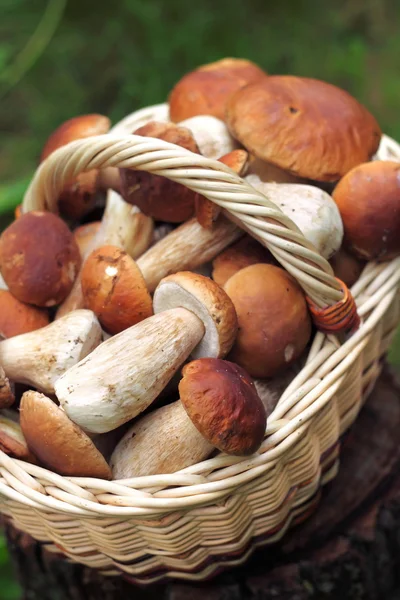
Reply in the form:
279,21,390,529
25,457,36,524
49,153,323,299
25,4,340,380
4,365,400,600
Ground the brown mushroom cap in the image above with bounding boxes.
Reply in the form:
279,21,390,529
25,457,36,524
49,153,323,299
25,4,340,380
212,235,275,287
169,58,267,122
81,245,153,335
119,121,199,223
0,290,49,338
226,76,381,181
0,414,37,463
73,221,102,258
153,271,238,359
20,391,112,478
224,264,312,378
329,247,365,288
40,114,111,219
0,212,81,307
179,358,266,455
332,161,400,260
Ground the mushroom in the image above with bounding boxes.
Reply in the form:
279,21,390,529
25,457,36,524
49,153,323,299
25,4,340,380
0,412,37,463
0,366,14,408
329,247,365,288
226,75,381,181
243,180,343,259
0,309,102,394
212,235,275,287
332,161,400,261
81,245,153,334
177,115,239,160
224,264,312,378
73,221,101,257
39,114,116,219
169,57,267,122
135,216,242,293
119,121,201,222
0,290,49,338
20,391,111,478
0,211,81,307
110,358,266,478
55,272,237,433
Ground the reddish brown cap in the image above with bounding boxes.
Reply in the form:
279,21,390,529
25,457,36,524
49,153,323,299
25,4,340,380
73,221,101,258
20,390,112,478
81,245,153,334
120,121,199,222
224,264,312,378
212,235,275,286
0,290,49,338
41,114,111,219
226,76,381,181
329,247,365,288
0,212,81,307
195,149,249,229
179,358,266,455
332,161,400,260
169,58,267,122
0,414,37,463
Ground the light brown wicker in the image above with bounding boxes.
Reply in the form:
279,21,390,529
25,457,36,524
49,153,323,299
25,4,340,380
0,106,399,584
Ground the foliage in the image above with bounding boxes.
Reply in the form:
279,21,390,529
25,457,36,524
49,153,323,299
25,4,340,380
0,0,399,595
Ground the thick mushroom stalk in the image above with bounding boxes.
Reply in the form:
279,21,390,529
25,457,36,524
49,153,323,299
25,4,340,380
0,310,102,394
55,272,237,433
111,358,266,479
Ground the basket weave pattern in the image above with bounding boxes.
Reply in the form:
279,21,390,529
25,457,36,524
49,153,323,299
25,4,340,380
0,109,399,583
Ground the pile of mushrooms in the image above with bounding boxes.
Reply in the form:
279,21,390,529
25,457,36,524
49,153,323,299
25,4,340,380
0,56,398,482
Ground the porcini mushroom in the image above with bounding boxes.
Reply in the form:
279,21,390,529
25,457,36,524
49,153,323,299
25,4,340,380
0,309,102,394
0,211,81,307
332,161,400,261
55,272,237,433
169,57,267,122
212,235,275,287
20,391,111,478
0,412,36,463
111,358,266,478
0,290,49,338
40,114,115,219
81,245,153,334
226,75,381,181
243,180,343,259
119,121,201,222
224,264,312,378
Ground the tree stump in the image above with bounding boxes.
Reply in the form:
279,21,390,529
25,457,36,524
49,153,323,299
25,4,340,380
4,365,400,600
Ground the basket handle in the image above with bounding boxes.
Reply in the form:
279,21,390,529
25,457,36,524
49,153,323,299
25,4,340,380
21,134,359,334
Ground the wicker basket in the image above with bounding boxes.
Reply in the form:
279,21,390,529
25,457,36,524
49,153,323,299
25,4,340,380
0,105,399,585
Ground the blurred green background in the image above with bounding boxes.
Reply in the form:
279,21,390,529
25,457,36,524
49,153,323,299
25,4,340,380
1,0,400,597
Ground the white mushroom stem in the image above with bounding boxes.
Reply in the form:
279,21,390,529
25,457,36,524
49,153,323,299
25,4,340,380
244,179,344,259
56,191,154,318
0,310,102,394
111,400,213,478
137,217,242,292
178,115,239,160
55,308,205,433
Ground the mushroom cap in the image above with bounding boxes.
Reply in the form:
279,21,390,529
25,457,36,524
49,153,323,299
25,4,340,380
226,76,381,181
329,247,365,288
81,245,153,334
212,235,275,286
0,212,81,307
0,414,37,462
40,114,111,219
169,58,267,122
119,121,199,223
153,271,237,359
0,290,49,338
224,264,312,378
179,358,266,455
20,391,112,478
73,221,101,258
332,161,400,260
